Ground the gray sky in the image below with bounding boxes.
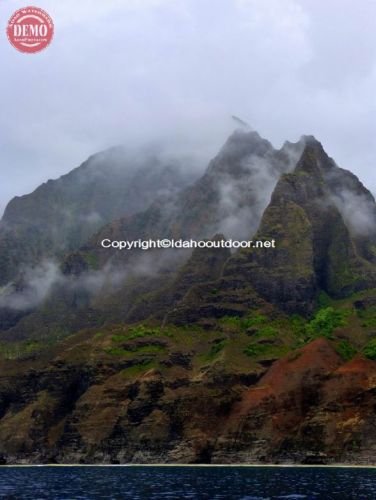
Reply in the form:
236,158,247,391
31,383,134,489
1,0,375,217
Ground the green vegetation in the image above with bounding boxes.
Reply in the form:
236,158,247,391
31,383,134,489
200,339,227,362
317,291,332,308
105,346,129,356
363,339,376,360
243,342,288,358
289,314,306,340
105,343,166,357
254,325,278,339
306,307,348,340
209,340,226,357
82,252,99,270
219,313,267,330
111,324,173,344
129,324,173,339
104,324,173,357
357,306,376,328
336,340,357,361
0,340,45,360
111,333,129,343
121,360,157,378
243,344,268,357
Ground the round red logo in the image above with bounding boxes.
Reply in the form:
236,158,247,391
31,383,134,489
7,6,54,54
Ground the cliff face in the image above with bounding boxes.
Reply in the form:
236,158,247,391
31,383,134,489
221,140,376,315
1,331,376,465
0,130,375,464
164,138,376,324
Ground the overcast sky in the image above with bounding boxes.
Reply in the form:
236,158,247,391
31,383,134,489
1,0,375,216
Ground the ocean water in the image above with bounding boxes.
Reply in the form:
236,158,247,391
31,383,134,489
0,465,375,499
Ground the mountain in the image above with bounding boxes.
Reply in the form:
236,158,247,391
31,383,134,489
91,130,301,247
0,130,375,465
0,130,298,340
220,139,376,314
0,145,199,287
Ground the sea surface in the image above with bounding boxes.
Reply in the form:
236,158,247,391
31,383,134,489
0,465,375,499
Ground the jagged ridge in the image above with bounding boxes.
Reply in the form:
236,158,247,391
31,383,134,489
0,130,375,465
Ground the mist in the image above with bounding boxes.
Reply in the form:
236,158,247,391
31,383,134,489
331,189,376,237
0,261,61,311
0,244,188,313
214,140,302,240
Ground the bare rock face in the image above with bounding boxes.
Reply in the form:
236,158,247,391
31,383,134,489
0,337,376,465
208,340,376,464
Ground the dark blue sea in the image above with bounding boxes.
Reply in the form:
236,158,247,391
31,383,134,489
0,465,375,499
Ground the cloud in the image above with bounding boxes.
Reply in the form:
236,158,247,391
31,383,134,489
1,0,376,217
215,156,281,240
330,189,376,237
0,259,126,311
0,243,185,312
0,261,61,310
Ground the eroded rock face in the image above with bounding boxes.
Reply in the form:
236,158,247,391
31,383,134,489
0,338,376,465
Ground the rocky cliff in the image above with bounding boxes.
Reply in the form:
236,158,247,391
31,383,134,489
0,130,375,464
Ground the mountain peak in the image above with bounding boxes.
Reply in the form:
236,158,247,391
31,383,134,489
217,129,273,161
300,134,320,145
294,144,324,177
